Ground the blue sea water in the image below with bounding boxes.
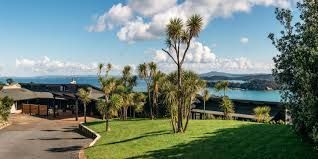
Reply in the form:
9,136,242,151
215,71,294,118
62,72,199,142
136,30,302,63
0,76,281,102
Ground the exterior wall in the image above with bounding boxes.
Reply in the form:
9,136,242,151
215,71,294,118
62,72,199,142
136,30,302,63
10,102,22,114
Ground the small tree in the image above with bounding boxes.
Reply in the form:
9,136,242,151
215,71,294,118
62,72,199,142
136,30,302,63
215,80,229,96
160,71,205,132
98,63,120,131
202,89,210,120
78,88,91,123
98,94,123,131
6,78,14,85
254,106,271,123
0,96,14,122
162,14,204,133
220,96,234,119
268,0,318,143
132,93,146,118
138,63,153,119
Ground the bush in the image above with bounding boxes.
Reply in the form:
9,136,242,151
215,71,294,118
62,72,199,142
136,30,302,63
219,97,235,119
253,106,271,123
0,96,14,121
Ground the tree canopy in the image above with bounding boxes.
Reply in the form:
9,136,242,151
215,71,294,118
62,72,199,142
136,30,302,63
269,0,318,143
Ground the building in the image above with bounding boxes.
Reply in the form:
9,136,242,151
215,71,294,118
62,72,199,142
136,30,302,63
0,82,104,118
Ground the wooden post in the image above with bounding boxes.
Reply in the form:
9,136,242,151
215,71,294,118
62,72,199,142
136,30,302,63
47,99,49,118
53,96,56,118
75,98,78,121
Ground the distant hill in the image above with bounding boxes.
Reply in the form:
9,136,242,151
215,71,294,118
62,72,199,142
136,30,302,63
200,71,273,81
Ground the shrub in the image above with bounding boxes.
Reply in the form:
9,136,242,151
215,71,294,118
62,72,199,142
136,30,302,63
219,97,235,119
253,106,271,123
0,96,14,121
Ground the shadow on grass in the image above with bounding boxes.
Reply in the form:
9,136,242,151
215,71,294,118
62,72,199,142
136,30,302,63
128,124,317,159
96,130,171,146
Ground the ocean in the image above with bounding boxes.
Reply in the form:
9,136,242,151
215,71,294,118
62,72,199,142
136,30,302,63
0,76,281,102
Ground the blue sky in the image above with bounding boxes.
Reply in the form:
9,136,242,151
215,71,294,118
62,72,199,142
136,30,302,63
0,0,297,76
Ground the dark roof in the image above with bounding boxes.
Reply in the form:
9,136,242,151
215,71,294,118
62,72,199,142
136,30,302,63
0,88,53,101
20,83,104,101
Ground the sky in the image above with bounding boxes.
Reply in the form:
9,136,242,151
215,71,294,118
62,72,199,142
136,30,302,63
0,0,298,77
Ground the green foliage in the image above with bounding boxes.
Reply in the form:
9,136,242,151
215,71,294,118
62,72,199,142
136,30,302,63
78,88,91,105
6,78,14,85
253,106,271,123
84,119,318,159
220,96,235,119
109,94,124,112
269,1,318,143
160,70,206,132
163,14,203,133
0,96,14,121
215,80,229,96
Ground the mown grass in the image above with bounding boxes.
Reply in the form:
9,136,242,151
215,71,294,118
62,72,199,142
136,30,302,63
84,119,317,159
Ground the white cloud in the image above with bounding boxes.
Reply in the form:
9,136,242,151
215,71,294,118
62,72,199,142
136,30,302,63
16,56,98,75
87,3,133,32
116,17,157,42
128,0,177,17
240,37,249,44
88,0,292,42
153,40,273,73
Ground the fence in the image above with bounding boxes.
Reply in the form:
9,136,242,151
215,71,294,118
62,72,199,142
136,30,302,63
22,104,48,116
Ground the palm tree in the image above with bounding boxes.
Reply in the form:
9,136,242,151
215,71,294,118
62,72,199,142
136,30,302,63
215,80,229,96
98,94,123,131
160,70,205,132
132,92,146,118
253,106,271,123
202,89,210,120
98,63,121,131
121,92,134,120
220,96,235,119
162,15,203,133
120,65,136,119
138,63,153,119
78,88,91,123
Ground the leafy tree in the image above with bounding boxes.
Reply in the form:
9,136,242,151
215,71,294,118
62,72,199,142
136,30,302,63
6,78,14,85
98,63,121,131
220,96,234,120
162,14,203,133
138,63,153,119
215,80,229,96
202,89,210,120
78,88,91,123
131,92,146,118
97,94,123,131
0,96,14,122
253,106,271,123
119,65,137,120
160,71,205,133
268,1,318,143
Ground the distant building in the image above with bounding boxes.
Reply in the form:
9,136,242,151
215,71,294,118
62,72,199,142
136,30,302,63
0,82,104,117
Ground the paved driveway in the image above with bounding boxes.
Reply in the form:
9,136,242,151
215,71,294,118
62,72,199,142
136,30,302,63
0,114,92,159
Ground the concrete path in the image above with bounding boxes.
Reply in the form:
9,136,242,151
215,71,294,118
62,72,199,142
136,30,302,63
0,114,92,159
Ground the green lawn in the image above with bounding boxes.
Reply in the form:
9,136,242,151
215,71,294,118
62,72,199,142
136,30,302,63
84,119,317,159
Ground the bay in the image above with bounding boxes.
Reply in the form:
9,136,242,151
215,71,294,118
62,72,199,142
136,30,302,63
0,76,281,102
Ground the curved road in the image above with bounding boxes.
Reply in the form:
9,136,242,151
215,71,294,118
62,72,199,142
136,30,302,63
0,114,92,159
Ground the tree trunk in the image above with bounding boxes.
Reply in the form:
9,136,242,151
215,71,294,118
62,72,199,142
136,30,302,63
148,87,153,119
177,64,183,133
84,103,87,123
75,99,78,121
106,114,110,132
203,101,206,120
